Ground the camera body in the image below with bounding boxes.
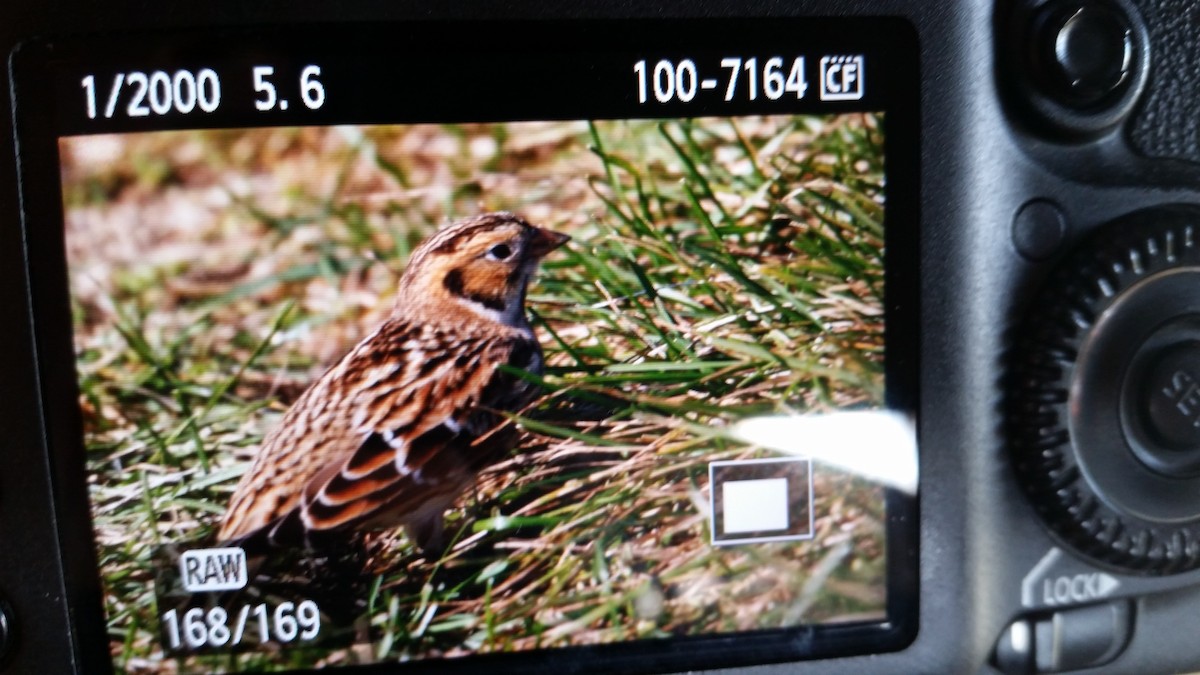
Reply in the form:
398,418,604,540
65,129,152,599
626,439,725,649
4,0,1200,673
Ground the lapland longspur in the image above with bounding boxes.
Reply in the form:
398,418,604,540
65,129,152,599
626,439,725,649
218,212,569,553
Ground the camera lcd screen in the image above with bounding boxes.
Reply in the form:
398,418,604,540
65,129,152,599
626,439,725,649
17,19,918,674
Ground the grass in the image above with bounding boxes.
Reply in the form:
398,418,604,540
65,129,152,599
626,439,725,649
61,113,887,672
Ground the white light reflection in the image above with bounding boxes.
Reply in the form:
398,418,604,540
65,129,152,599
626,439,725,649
727,411,918,495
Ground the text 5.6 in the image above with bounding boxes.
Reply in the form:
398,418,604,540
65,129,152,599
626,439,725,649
81,65,325,120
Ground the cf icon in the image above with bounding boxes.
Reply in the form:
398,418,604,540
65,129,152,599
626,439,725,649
819,55,865,101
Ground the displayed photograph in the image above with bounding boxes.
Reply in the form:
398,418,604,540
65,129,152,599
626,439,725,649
60,114,888,672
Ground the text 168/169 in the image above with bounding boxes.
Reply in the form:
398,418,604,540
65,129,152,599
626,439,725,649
162,601,321,650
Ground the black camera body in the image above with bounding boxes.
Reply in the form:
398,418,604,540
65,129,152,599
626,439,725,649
4,0,1200,673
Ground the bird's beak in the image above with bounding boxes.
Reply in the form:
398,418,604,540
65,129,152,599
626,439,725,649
528,228,571,258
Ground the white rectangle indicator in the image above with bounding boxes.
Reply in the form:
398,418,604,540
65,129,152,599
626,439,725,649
819,55,865,101
722,477,789,533
179,547,248,592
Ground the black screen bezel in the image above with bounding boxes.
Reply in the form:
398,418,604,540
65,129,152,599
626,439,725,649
11,17,919,674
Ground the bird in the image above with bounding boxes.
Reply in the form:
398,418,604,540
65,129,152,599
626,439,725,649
217,212,570,555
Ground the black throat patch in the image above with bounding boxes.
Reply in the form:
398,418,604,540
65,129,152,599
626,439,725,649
443,268,507,312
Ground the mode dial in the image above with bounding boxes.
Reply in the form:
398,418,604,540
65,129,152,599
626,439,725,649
1011,208,1200,574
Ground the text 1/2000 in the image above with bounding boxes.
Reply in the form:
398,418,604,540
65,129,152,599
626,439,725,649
162,601,320,650
80,65,325,120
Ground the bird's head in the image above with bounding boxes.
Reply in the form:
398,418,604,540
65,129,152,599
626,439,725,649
395,212,570,327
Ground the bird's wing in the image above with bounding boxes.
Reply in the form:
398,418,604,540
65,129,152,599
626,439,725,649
217,320,538,545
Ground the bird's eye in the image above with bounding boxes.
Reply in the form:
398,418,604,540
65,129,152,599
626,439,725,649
487,243,513,260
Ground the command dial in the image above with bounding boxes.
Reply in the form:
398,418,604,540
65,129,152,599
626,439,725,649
1010,207,1200,574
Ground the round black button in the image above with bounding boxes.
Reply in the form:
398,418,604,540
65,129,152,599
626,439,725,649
1055,5,1132,100
1034,1,1135,109
1013,199,1068,261
1140,341,1200,452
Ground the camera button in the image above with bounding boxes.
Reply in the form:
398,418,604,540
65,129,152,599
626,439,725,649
995,601,1133,674
1043,2,1134,108
1012,199,1067,261
1014,0,1149,135
1138,340,1200,452
1011,210,1200,573
1121,316,1200,479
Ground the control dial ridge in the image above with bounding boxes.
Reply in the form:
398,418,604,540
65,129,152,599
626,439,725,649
1011,208,1200,574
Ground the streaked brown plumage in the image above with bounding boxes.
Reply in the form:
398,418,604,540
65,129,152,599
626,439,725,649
218,212,569,552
